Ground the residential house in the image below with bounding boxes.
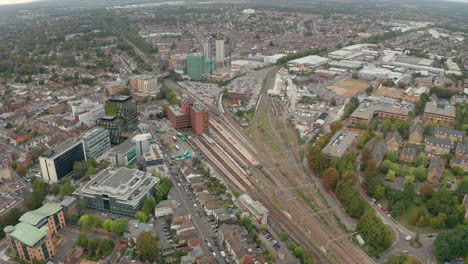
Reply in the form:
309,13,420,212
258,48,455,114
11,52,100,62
434,126,465,142
219,224,266,264
399,148,418,163
409,125,423,144
372,141,387,165
425,137,454,155
455,143,468,157
450,157,468,172
427,158,444,185
385,131,402,150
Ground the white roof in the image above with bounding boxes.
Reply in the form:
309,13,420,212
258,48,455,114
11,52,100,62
288,55,328,66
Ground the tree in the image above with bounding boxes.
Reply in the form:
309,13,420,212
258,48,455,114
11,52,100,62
76,233,88,248
342,171,358,184
414,166,427,181
79,215,101,230
415,155,429,167
386,150,398,162
103,219,112,232
323,168,339,190
59,181,75,198
352,72,359,79
401,182,415,207
134,211,148,223
420,183,434,197
25,190,45,210
357,211,393,254
386,170,396,182
135,231,160,262
434,226,468,261
110,218,128,235
79,199,87,211
363,159,378,180
141,197,156,216
335,179,365,219
16,165,27,177
360,148,372,171
431,213,447,229
450,166,464,176
73,161,89,178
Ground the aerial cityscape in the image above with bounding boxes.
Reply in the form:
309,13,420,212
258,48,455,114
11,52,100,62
0,0,466,264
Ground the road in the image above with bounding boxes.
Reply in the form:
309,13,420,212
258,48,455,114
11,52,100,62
164,75,373,263
166,161,227,263
354,160,437,264
119,35,160,73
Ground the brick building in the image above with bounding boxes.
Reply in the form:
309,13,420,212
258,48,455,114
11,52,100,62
4,203,66,263
399,148,418,163
409,125,423,144
167,97,209,134
425,137,454,155
423,101,456,125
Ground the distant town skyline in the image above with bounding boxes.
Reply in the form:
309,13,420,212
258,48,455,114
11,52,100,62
0,0,38,5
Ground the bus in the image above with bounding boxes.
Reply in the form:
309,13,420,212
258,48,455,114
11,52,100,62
180,136,187,141
155,129,166,133
175,145,180,150
183,150,190,156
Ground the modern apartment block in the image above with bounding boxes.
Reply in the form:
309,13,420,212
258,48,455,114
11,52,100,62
423,100,456,125
39,138,86,183
167,97,209,134
97,95,138,144
186,53,212,81
106,80,127,96
81,127,111,159
128,75,158,94
73,167,160,216
4,203,66,263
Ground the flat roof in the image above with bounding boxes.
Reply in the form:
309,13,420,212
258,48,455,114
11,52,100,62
109,95,132,102
99,115,117,121
322,130,359,158
113,138,135,153
168,105,186,116
288,55,329,66
41,138,82,159
424,101,456,118
82,127,107,140
191,103,207,112
76,167,159,203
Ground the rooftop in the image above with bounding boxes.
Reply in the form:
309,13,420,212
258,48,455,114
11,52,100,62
322,130,359,158
424,101,456,118
41,138,82,159
109,95,132,103
113,138,135,153
288,55,329,67
5,222,48,247
76,167,159,202
19,203,62,226
168,105,186,117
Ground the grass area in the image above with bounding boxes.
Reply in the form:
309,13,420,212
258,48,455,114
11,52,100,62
124,249,133,256
399,206,441,233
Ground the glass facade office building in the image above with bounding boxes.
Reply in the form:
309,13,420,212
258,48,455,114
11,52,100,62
39,139,86,183
82,127,111,159
74,167,160,216
97,95,138,144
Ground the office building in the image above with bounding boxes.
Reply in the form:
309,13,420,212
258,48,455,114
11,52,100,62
132,133,152,162
39,139,86,183
97,95,138,144
190,103,209,134
128,75,158,94
167,97,209,134
73,167,160,216
4,203,66,263
81,127,111,159
109,138,137,167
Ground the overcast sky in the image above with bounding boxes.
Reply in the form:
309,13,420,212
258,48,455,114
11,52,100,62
0,0,467,5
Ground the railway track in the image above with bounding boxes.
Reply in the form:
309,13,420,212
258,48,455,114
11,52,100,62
165,79,373,263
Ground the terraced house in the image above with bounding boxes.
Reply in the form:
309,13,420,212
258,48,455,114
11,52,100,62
4,203,66,263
